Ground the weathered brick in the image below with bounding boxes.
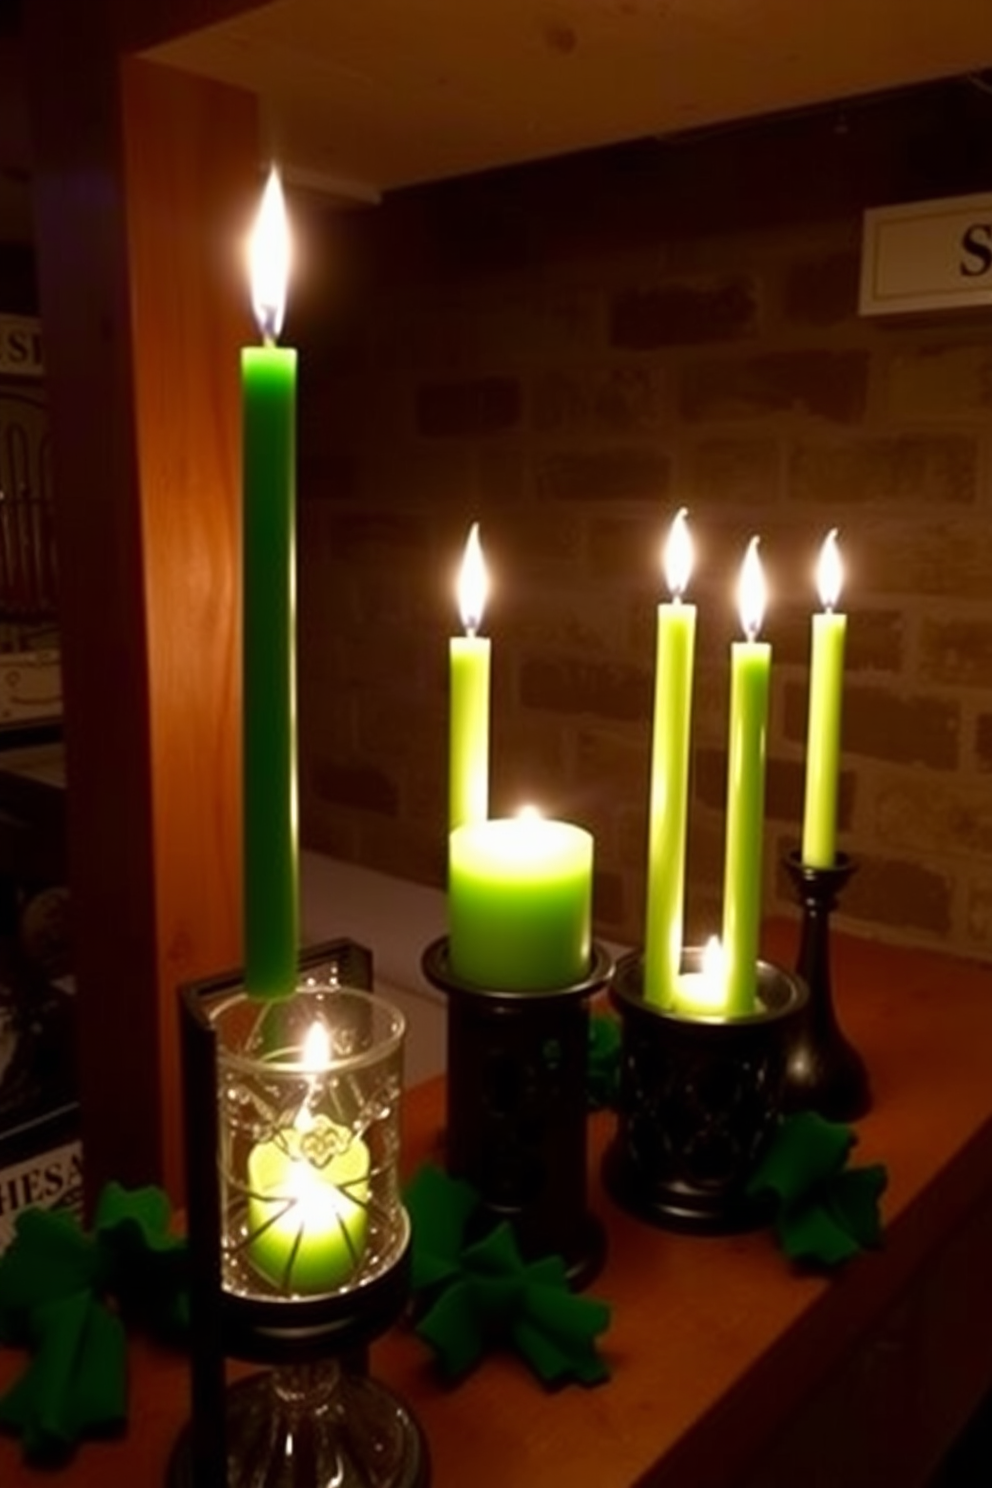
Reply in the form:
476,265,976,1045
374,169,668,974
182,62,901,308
416,377,522,437
875,779,992,860
978,715,992,773
490,718,570,815
535,447,670,503
858,521,992,600
681,351,868,424
688,438,782,506
520,655,651,722
298,448,357,500
309,758,399,816
610,277,759,349
919,618,992,689
784,682,960,770
965,875,992,951
323,511,432,557
478,446,529,504
532,365,670,434
574,728,649,802
769,604,904,673
359,442,479,505
841,853,953,937
373,291,602,373
789,436,978,506
783,252,860,326
694,747,854,830
885,342,992,420
356,817,446,889
593,868,627,931
588,517,670,583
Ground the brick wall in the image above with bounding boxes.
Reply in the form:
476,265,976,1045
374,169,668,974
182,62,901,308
292,81,992,964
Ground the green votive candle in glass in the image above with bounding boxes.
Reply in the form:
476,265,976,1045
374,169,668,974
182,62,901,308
243,168,299,999
720,538,770,1018
449,522,490,833
802,529,846,868
448,810,593,991
643,508,696,1009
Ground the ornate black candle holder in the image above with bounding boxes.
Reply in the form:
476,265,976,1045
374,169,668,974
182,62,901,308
782,850,871,1122
421,937,613,1290
603,948,807,1235
169,939,430,1488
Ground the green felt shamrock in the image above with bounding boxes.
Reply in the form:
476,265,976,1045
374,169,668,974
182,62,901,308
747,1112,888,1267
0,1183,188,1462
405,1163,611,1387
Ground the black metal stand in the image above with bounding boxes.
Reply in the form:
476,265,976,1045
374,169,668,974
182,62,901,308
603,949,807,1235
782,851,871,1122
421,938,613,1290
169,939,430,1488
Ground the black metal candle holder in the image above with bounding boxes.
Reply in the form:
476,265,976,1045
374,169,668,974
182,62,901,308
603,948,807,1235
169,939,430,1488
781,850,871,1122
421,937,613,1290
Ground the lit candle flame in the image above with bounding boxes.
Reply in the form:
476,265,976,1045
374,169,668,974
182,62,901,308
301,1020,330,1071
816,528,843,613
457,522,488,637
517,804,543,822
663,507,693,601
695,935,726,1013
249,167,290,344
738,536,766,641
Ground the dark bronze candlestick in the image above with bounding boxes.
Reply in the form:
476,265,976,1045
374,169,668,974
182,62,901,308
782,850,871,1122
421,937,613,1290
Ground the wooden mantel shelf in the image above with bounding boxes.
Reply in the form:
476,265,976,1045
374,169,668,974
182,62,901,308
2,922,991,1488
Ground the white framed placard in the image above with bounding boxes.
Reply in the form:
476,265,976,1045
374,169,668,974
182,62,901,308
859,192,992,316
0,314,43,378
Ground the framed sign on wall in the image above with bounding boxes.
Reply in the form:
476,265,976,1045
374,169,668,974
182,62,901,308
860,191,992,316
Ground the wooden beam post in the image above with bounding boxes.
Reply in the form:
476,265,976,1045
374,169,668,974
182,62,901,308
24,4,257,1202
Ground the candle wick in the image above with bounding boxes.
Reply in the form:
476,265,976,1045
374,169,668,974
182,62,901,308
465,623,478,640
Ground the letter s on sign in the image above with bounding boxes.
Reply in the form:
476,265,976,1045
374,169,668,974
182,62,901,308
960,223,992,278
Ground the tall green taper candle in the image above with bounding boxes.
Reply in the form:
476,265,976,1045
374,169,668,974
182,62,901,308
243,168,298,999
449,522,490,832
721,537,770,1017
802,529,846,868
644,508,696,1009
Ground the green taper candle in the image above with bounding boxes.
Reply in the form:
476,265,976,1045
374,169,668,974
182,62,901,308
243,168,298,999
644,508,696,1009
448,811,593,990
449,522,490,832
802,529,846,868
721,538,770,1017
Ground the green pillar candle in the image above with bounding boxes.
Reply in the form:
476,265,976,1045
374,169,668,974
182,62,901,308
243,169,298,999
449,522,490,832
721,538,770,1018
644,508,696,1009
802,529,847,868
448,811,593,990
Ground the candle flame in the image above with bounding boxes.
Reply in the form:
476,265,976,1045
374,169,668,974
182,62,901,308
457,522,488,636
249,167,290,344
738,536,766,641
694,935,727,1013
663,507,693,601
517,804,543,821
816,528,843,613
301,1020,330,1071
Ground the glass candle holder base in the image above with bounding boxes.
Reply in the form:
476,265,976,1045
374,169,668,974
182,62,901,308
782,851,871,1122
167,1360,430,1488
421,937,613,1289
603,949,807,1235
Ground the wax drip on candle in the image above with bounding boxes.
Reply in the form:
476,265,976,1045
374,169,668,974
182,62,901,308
816,528,842,614
249,168,291,346
664,506,693,603
457,522,488,640
738,536,766,641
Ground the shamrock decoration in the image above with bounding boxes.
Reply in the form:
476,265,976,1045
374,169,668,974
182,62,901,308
747,1111,887,1267
405,1164,611,1387
0,1183,188,1462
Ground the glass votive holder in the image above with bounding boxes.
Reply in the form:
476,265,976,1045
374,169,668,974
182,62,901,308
213,981,407,1303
